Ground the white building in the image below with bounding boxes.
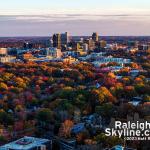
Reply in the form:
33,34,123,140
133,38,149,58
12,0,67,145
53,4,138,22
0,56,16,63
46,47,62,58
92,56,131,67
83,43,88,52
0,136,52,150
79,52,106,61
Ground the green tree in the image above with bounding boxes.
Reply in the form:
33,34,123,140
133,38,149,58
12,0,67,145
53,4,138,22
95,103,115,118
36,108,53,124
0,111,14,125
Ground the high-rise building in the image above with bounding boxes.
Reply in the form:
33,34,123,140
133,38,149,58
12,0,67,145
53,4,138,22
100,40,107,48
75,43,81,51
83,43,88,52
86,38,95,50
92,32,99,42
52,33,61,49
148,42,150,50
61,32,70,45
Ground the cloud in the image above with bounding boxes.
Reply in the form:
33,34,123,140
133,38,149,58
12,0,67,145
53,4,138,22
0,13,150,36
0,13,150,22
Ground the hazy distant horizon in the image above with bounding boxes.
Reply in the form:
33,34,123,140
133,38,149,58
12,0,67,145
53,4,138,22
0,34,150,38
0,0,150,36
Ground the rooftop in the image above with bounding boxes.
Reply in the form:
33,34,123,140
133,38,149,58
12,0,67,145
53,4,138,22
0,136,50,150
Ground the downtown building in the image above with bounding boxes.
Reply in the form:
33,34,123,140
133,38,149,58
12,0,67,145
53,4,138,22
52,33,61,49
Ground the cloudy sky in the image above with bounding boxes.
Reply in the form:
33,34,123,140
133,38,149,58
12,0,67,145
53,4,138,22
0,0,150,36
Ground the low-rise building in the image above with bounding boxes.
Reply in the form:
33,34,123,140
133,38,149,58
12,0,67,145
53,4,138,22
0,136,52,150
63,56,78,64
0,56,16,63
92,56,131,67
0,48,8,55
46,47,62,58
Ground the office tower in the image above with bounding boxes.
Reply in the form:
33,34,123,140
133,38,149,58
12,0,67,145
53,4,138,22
100,40,107,48
83,43,88,52
52,33,61,49
148,42,150,50
92,32,99,42
86,38,95,50
61,32,70,45
76,43,81,51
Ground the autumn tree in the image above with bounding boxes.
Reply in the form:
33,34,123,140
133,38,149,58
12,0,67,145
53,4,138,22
91,87,117,104
0,82,8,91
58,120,74,138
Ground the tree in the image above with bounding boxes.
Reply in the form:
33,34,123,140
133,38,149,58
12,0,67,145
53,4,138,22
14,77,26,88
135,84,150,95
122,77,131,86
94,133,123,147
94,133,107,143
134,77,143,84
104,77,117,88
37,108,53,124
119,68,130,76
92,87,117,104
95,103,115,118
0,82,8,91
106,136,123,147
58,120,74,138
110,83,124,99
107,72,116,78
143,95,150,101
124,86,137,99
0,136,7,145
59,100,74,115
0,111,14,126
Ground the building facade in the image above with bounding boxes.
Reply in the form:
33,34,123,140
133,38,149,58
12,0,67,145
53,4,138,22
52,33,61,49
0,136,52,150
92,32,99,42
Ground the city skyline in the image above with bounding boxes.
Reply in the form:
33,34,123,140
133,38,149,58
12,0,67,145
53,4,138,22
0,0,150,36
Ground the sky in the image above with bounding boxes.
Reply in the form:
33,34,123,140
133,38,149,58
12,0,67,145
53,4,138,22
0,0,150,36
